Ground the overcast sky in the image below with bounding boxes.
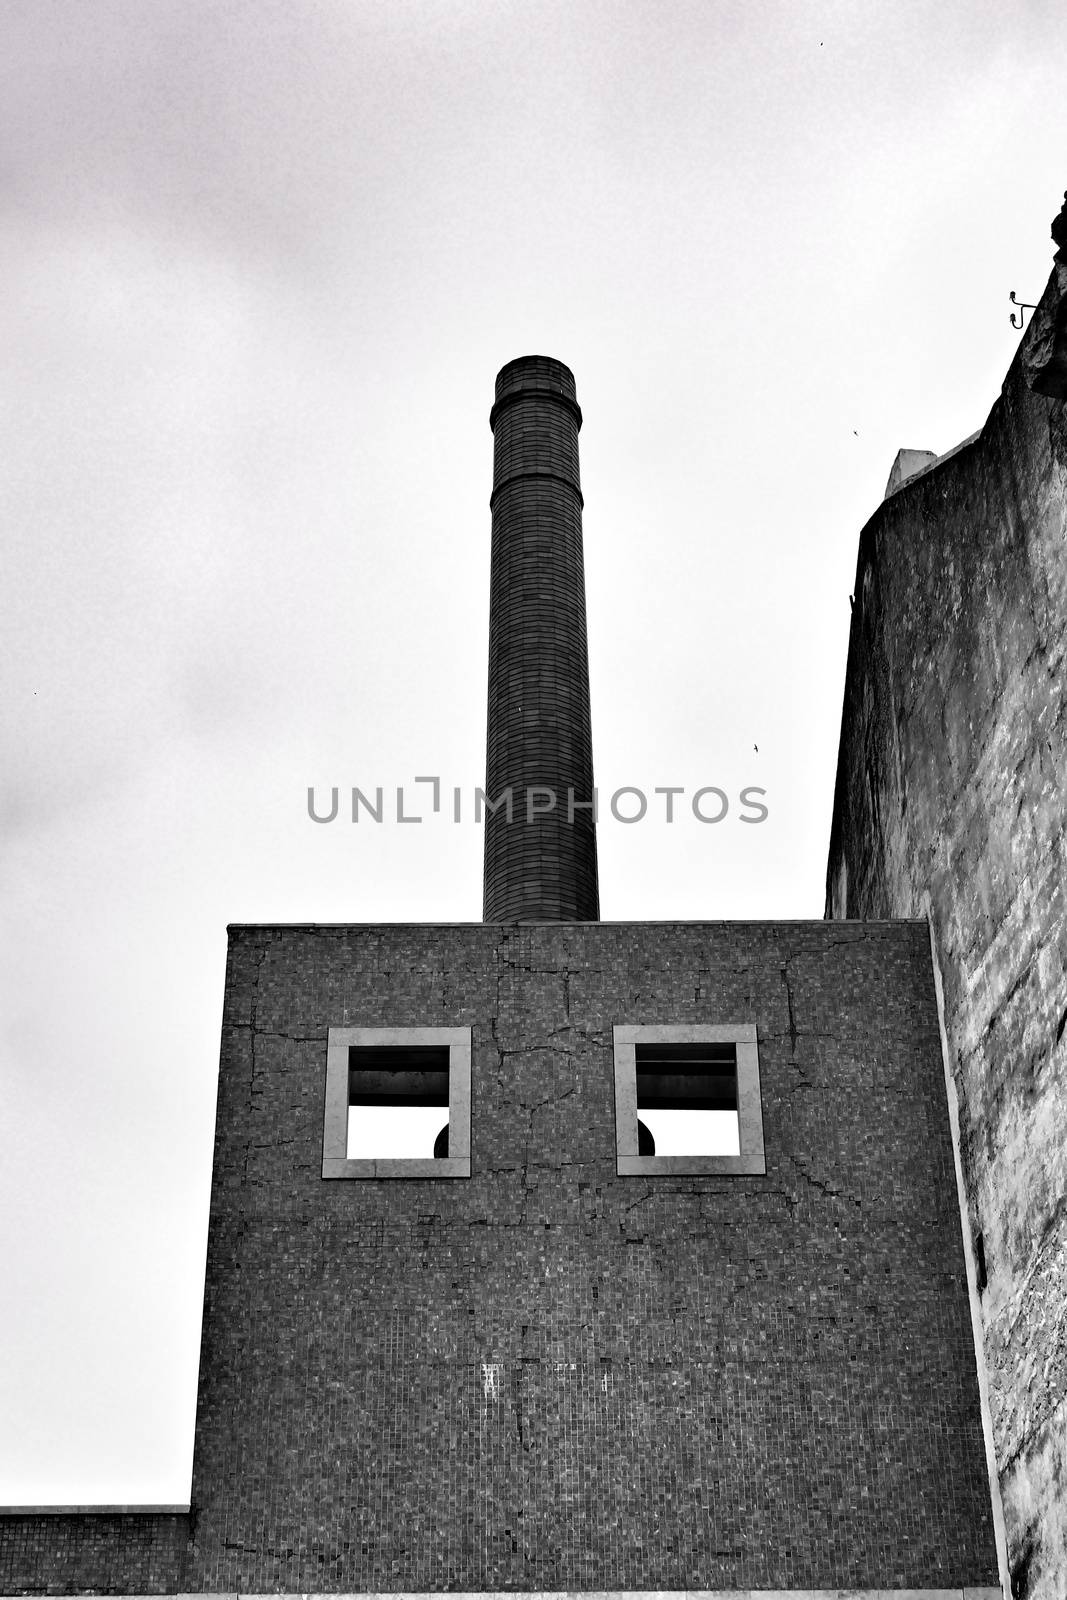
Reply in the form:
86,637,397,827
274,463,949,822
2,0,1064,1506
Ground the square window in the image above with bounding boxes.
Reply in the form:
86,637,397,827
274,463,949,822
636,1040,740,1156
322,1026,471,1178
346,1043,449,1160
613,1024,766,1176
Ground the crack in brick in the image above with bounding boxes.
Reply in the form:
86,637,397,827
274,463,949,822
523,1086,576,1117
250,1029,325,1044
779,1151,864,1212
780,961,799,1059
242,943,268,1187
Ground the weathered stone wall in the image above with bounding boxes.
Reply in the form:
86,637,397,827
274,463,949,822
0,920,997,1594
825,255,1067,1598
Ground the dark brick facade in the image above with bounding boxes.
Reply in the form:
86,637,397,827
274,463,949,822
825,233,1067,1598
0,1514,189,1595
1,919,998,1593
483,356,599,922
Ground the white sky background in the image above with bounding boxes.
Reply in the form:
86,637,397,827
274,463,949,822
1,0,1064,1505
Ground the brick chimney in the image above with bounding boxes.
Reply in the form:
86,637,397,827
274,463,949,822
482,356,600,922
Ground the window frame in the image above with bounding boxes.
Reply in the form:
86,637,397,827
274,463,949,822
322,1025,472,1178
613,1023,766,1176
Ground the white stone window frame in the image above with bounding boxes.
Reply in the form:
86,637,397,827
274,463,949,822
322,1025,472,1179
613,1023,766,1176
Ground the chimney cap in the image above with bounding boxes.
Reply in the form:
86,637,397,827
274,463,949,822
491,355,581,430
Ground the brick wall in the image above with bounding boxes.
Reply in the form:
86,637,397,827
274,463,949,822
0,919,995,1593
825,256,1067,1598
0,1513,191,1594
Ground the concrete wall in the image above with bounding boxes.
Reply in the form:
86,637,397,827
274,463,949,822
1,920,997,1594
825,258,1067,1599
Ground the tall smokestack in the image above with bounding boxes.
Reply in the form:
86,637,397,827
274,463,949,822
483,356,600,922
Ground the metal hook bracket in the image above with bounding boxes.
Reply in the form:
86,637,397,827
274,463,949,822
1010,290,1037,329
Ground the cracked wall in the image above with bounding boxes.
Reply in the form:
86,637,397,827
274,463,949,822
825,257,1067,1599
0,920,996,1593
